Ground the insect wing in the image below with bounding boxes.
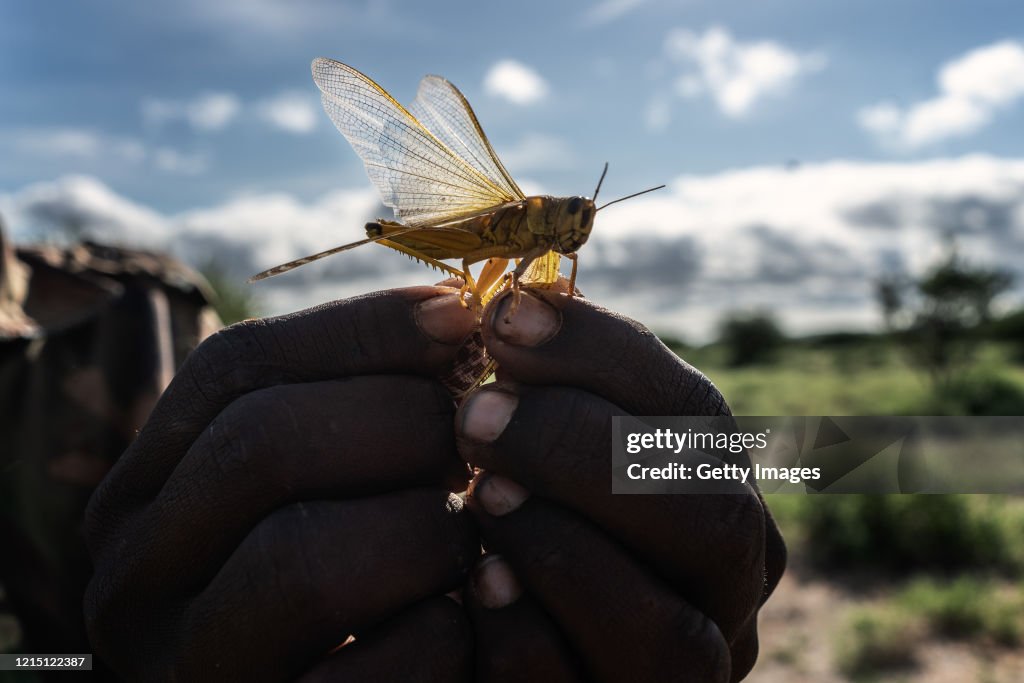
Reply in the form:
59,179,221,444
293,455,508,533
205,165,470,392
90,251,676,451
409,75,524,202
312,58,518,227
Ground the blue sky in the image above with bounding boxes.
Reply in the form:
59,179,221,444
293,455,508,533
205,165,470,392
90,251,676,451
2,1,1024,339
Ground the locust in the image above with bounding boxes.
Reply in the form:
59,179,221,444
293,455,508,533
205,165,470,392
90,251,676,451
249,58,663,315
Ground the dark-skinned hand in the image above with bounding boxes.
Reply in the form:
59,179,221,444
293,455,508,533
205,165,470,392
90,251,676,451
83,279,785,682
83,287,482,682
457,284,787,683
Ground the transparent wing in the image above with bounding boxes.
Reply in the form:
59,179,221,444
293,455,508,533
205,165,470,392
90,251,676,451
312,58,519,227
409,75,524,201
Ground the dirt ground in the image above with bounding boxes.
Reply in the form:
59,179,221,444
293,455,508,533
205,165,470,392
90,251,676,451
751,571,1024,682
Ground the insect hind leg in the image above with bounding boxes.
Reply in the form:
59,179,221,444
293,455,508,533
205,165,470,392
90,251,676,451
375,239,466,281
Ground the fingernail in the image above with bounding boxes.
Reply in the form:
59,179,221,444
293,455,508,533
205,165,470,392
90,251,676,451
472,554,523,609
471,473,530,516
491,292,560,346
460,389,518,443
415,293,476,344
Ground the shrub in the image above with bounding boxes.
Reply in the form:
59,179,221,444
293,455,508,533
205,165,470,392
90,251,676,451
899,577,1022,645
790,495,1022,575
834,606,921,679
716,311,786,367
922,372,1024,416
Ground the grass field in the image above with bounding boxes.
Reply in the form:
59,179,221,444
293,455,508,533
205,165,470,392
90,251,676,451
667,335,1024,681
669,339,1024,416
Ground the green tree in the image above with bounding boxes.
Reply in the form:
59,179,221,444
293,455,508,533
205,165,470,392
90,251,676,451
716,311,786,367
875,248,1013,387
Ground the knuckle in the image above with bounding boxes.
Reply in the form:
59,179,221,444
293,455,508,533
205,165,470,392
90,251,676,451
670,362,730,416
185,318,279,393
82,481,114,553
655,601,731,682
188,321,241,373
505,388,612,494
199,317,269,362
519,513,585,575
711,491,766,579
687,492,766,636
596,316,653,380
202,387,298,492
729,625,760,682
251,502,332,611
539,388,609,469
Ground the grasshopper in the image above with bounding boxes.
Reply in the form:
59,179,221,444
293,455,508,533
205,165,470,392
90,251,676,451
250,58,663,317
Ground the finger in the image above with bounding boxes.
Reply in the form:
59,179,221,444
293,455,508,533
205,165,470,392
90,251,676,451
454,385,764,648
150,490,475,682
479,288,729,417
467,476,731,683
87,286,475,533
299,597,472,683
95,376,468,595
464,554,582,682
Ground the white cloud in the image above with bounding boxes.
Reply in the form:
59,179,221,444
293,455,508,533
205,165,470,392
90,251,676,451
584,0,648,27
143,90,321,134
258,92,319,134
663,26,825,118
5,157,1024,341
587,155,1024,338
142,92,241,131
153,148,209,175
940,41,1024,106
189,93,242,130
483,60,549,106
7,175,170,247
172,188,381,278
20,129,101,157
3,176,388,304
901,96,990,147
5,128,203,174
14,128,146,163
856,102,902,136
858,40,1024,149
496,133,576,172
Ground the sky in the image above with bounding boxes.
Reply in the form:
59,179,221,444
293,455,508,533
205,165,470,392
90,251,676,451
2,0,1024,341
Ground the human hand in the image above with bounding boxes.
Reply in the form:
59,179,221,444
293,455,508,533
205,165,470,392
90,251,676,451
456,286,787,682
84,286,482,681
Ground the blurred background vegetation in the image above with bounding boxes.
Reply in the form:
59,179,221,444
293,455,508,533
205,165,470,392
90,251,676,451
198,259,260,325
658,248,1024,681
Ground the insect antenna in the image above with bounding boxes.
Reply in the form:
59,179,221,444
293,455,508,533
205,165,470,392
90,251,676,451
596,184,667,211
592,162,609,201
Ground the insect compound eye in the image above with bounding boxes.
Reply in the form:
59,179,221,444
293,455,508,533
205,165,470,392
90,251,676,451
579,206,593,227
567,197,582,215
